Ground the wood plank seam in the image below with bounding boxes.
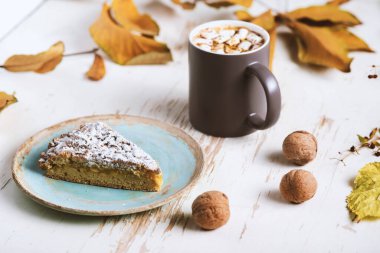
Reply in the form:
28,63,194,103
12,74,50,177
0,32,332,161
0,0,47,43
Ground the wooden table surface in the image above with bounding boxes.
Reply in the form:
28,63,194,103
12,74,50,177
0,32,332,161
1,0,379,252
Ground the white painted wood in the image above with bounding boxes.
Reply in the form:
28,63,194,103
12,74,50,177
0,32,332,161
0,0,45,40
0,0,379,252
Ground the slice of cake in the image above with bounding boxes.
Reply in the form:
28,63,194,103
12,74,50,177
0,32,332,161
39,122,162,191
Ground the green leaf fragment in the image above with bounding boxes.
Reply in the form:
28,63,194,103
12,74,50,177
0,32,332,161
357,134,367,144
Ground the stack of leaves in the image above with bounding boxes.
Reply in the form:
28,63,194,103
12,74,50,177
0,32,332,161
172,0,253,9
347,162,380,222
235,0,373,72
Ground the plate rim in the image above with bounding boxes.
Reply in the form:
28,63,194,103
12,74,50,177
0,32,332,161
12,114,204,216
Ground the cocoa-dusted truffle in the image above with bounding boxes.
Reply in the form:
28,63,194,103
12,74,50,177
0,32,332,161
280,169,317,203
282,131,317,165
192,191,230,230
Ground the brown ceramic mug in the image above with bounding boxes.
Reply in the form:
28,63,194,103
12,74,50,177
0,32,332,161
188,20,281,137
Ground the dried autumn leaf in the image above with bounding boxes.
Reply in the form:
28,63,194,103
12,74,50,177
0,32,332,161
347,162,380,221
2,41,64,73
285,5,361,27
234,10,254,21
251,11,276,70
0,92,17,112
331,28,373,52
86,53,106,81
90,4,172,65
369,128,378,139
287,20,352,72
111,0,159,36
172,0,253,9
235,10,276,69
327,0,350,6
357,134,367,144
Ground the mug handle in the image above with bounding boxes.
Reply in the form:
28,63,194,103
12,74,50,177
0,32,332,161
245,62,281,130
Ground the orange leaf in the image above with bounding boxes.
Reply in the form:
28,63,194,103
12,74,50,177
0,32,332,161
250,10,276,32
286,5,361,27
86,53,106,81
172,0,253,9
327,0,350,6
0,92,17,112
3,41,64,73
268,29,276,70
235,10,276,69
287,20,352,72
111,0,159,36
89,4,172,65
331,28,374,52
234,10,254,21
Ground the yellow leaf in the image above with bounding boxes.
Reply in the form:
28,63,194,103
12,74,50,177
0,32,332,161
0,92,17,112
268,29,276,70
86,53,106,81
207,0,253,8
327,0,350,6
331,28,374,52
250,10,276,32
235,10,276,69
234,10,254,21
111,0,159,36
347,162,380,221
287,20,352,72
171,0,196,9
286,5,361,27
3,41,64,73
172,0,253,9
89,4,172,65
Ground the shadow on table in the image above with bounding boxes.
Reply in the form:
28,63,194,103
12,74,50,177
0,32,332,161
266,189,289,205
266,150,293,167
347,176,355,188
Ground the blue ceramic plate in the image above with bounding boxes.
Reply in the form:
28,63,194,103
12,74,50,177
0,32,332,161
12,115,203,216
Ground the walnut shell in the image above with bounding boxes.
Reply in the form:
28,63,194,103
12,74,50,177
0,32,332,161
282,131,317,165
192,191,230,230
280,169,317,203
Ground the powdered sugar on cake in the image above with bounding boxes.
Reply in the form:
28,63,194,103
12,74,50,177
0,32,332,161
39,122,159,171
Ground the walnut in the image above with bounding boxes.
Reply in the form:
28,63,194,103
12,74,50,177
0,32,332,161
280,169,317,203
192,191,230,230
282,131,317,165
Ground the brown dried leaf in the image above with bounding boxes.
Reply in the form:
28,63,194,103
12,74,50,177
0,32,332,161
172,0,253,9
0,92,17,112
358,135,368,144
327,0,350,6
234,10,254,21
250,10,276,31
286,5,361,27
235,10,276,69
287,20,353,72
86,53,106,81
369,128,378,140
89,4,172,65
3,41,64,73
331,28,373,52
111,0,159,36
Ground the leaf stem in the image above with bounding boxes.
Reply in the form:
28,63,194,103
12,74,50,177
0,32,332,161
64,48,99,57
